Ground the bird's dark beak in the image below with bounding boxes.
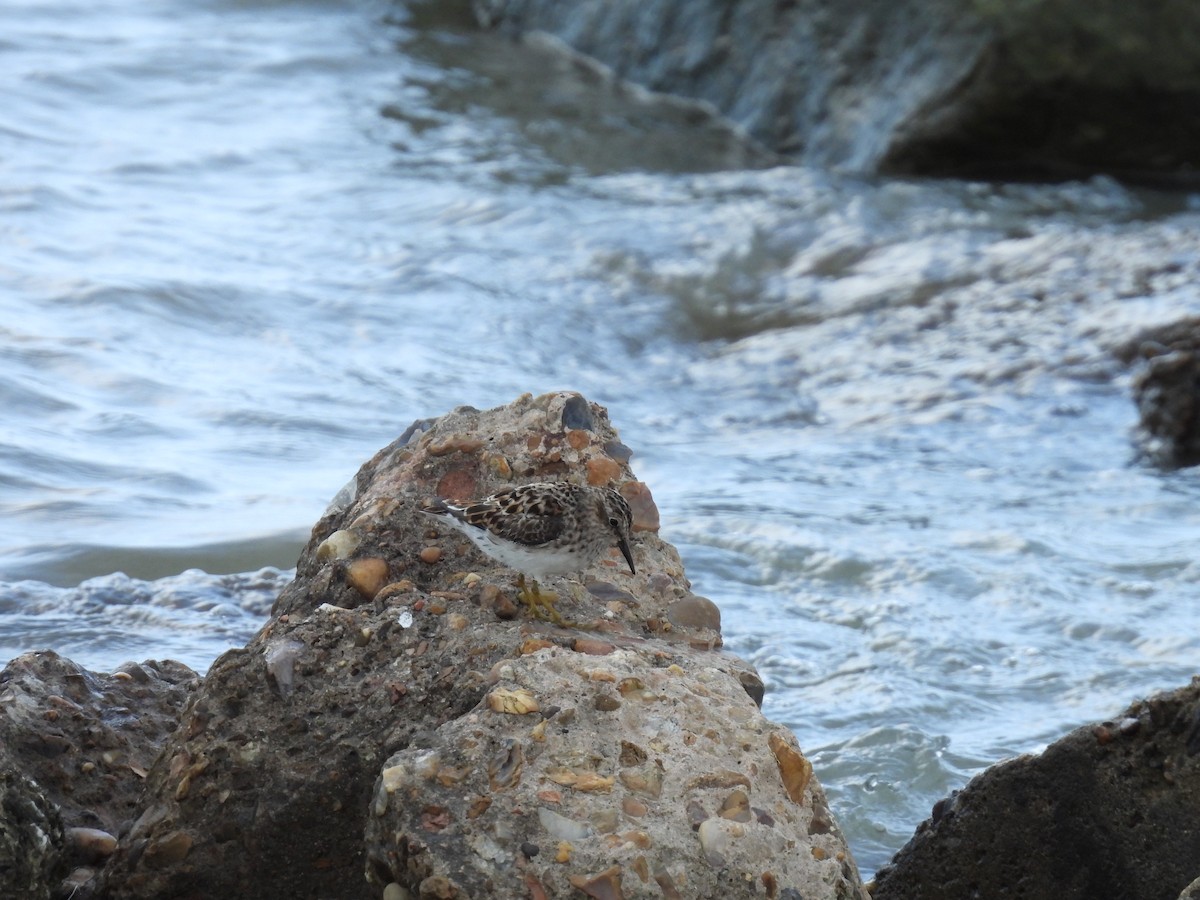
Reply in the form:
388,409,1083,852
617,535,636,575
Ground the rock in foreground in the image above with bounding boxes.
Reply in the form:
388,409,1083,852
94,391,866,899
0,651,198,899
871,678,1200,900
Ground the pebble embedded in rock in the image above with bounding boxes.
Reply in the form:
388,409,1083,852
619,741,648,766
264,637,306,699
347,558,389,600
487,741,524,791
602,440,632,462
67,826,118,862
538,807,591,841
593,693,621,712
718,790,752,822
428,436,484,457
666,594,722,632
419,546,443,564
618,481,660,532
698,817,742,868
485,452,512,478
568,864,624,900
316,529,360,561
374,581,416,607
739,670,766,708
561,395,595,431
769,732,813,803
618,764,664,798
573,637,615,656
487,688,539,715
586,457,622,486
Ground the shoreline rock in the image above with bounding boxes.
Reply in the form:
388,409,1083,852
1116,318,1200,468
871,678,1200,900
82,391,867,899
0,652,198,898
470,0,1200,183
5,391,1200,897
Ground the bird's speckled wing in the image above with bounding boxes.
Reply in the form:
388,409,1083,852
458,483,572,547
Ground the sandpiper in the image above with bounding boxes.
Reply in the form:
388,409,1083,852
419,481,636,622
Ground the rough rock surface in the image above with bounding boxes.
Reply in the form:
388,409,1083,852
871,677,1200,900
1116,318,1200,468
96,391,866,899
0,651,198,898
0,768,64,900
471,0,1200,181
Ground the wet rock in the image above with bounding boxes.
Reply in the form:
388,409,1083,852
367,639,861,898
473,0,1200,182
0,769,65,900
0,390,861,900
0,651,197,838
1117,318,1200,467
66,827,119,863
872,677,1200,900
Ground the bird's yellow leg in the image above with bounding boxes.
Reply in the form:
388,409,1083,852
516,574,564,625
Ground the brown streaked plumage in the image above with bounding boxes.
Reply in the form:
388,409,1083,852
419,481,636,621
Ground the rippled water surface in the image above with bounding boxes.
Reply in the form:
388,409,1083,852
4,0,1200,876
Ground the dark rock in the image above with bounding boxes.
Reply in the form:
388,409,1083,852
1116,318,1200,467
0,651,197,836
871,677,1200,900
472,0,1200,182
0,769,66,900
0,651,197,898
561,393,595,430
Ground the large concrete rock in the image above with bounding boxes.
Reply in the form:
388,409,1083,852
0,651,198,897
98,391,867,899
870,678,1200,900
471,0,1200,181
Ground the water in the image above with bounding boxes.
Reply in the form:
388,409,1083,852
4,0,1200,877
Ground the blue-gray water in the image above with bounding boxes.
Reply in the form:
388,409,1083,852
4,0,1200,877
